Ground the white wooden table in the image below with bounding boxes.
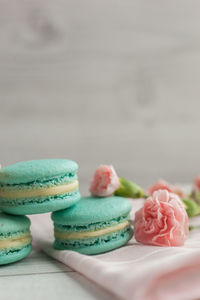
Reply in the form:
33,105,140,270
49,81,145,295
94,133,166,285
0,249,116,300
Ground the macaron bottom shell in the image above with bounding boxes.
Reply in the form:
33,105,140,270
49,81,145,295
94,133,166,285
0,244,32,265
1,191,81,215
54,226,134,255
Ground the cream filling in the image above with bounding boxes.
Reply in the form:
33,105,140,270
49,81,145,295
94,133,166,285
55,220,130,240
0,180,78,199
0,234,31,249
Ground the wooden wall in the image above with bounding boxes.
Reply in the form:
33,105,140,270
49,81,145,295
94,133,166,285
0,0,200,193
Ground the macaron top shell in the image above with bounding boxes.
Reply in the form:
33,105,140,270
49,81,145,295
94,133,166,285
51,196,131,225
0,212,30,234
0,159,78,185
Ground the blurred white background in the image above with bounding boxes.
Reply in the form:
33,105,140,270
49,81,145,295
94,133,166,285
0,0,200,194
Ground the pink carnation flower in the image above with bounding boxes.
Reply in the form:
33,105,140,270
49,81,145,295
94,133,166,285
133,190,189,247
148,179,173,195
194,175,200,191
148,179,184,198
90,165,120,197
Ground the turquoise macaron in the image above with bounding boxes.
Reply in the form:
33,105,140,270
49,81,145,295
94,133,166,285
52,196,133,255
0,159,81,215
0,212,32,265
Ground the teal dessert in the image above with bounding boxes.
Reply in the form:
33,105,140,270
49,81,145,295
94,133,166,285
0,212,32,265
52,196,133,255
0,159,80,215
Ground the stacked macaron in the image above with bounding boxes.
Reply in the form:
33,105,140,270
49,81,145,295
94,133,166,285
0,159,80,215
0,159,81,264
0,160,134,264
51,165,134,254
0,212,32,265
52,196,133,255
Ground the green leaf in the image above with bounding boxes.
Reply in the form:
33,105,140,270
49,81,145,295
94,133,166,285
182,198,200,217
114,177,144,198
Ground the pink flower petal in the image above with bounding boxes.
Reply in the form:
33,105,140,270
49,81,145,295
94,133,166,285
148,180,173,195
148,180,185,198
133,190,189,247
194,175,200,191
90,165,120,197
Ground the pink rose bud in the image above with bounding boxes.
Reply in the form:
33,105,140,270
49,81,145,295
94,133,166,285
133,190,189,247
148,179,173,195
90,165,120,197
194,175,200,191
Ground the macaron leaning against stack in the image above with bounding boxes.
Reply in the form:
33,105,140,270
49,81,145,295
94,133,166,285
0,159,81,215
52,196,133,255
0,212,32,265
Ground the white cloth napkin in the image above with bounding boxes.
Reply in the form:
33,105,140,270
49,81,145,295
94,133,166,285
30,199,200,300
